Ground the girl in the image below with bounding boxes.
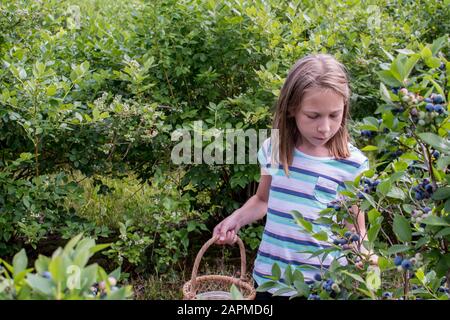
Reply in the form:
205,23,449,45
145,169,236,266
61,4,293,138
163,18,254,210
213,54,375,300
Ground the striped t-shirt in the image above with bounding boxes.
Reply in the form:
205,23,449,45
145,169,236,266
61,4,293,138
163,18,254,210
253,138,369,296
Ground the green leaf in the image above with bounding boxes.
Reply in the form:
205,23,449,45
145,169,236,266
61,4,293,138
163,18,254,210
418,133,450,151
46,84,57,96
255,281,279,292
393,214,412,242
368,208,381,224
312,231,328,242
361,145,378,152
421,216,450,227
230,284,244,300
341,270,365,283
386,186,406,200
430,35,448,55
13,249,28,276
293,280,310,297
435,227,450,238
377,70,402,87
432,187,450,201
26,274,54,296
272,287,294,297
377,180,391,196
387,244,411,255
271,263,281,281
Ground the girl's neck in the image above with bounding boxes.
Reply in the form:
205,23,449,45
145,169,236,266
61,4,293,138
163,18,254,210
296,143,332,158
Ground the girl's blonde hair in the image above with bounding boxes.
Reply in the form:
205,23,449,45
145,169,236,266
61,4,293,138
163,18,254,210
272,54,351,177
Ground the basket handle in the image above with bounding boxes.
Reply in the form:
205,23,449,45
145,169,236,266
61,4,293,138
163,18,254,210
190,234,247,292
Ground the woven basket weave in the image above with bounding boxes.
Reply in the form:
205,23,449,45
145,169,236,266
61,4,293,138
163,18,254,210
182,235,256,300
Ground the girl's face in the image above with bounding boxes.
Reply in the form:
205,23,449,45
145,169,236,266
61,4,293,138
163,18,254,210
293,88,345,152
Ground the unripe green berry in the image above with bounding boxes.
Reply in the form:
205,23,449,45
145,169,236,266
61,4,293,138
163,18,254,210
415,253,423,261
331,283,340,293
418,119,426,126
410,258,417,265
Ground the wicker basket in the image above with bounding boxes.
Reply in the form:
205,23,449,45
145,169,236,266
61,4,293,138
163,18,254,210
182,235,256,300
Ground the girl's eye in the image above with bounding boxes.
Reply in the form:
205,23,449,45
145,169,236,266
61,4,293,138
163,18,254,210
307,115,318,119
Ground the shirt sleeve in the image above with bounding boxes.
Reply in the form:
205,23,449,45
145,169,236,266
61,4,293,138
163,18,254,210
257,138,271,176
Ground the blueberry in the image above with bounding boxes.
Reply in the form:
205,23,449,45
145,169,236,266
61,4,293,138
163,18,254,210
425,184,434,193
308,294,320,300
434,105,444,114
314,274,322,281
422,178,430,185
373,180,380,187
433,94,444,104
350,234,360,242
344,231,352,238
42,271,52,279
333,239,341,245
391,87,399,94
401,259,412,270
420,223,426,228
334,205,341,211
432,150,440,158
439,62,446,70
377,118,383,124
415,192,424,200
394,256,403,266
394,150,403,157
425,103,435,112
382,292,392,298
424,98,432,103
357,192,365,199
364,186,371,193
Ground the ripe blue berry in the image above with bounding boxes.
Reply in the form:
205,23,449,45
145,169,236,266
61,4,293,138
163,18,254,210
415,192,424,200
401,259,412,270
424,98,432,103
382,292,392,299
42,271,52,279
432,150,440,159
314,274,322,282
434,105,444,114
425,103,434,112
350,234,360,242
309,294,321,300
394,256,403,266
433,94,444,104
344,231,352,238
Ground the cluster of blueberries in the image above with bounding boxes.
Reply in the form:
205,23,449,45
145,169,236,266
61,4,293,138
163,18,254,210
394,253,422,271
333,231,360,246
424,94,445,115
411,207,432,224
412,178,435,200
90,277,119,298
326,201,341,211
312,274,340,297
360,130,376,138
361,178,381,194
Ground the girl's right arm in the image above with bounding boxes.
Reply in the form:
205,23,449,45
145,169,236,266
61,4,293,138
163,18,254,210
213,170,272,245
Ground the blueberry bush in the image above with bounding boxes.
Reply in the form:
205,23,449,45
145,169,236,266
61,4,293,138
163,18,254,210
258,37,450,300
0,233,132,299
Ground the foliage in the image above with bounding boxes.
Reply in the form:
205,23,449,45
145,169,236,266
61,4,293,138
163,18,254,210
259,37,450,300
0,233,133,299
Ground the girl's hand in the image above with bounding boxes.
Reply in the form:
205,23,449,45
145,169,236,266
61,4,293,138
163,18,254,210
213,215,241,245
